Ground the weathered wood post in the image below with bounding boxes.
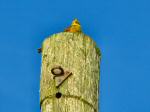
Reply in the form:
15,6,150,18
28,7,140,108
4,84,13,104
39,20,101,112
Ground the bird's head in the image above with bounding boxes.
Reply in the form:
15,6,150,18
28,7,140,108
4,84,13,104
71,19,81,26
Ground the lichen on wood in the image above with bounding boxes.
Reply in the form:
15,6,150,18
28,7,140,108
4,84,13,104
40,32,101,112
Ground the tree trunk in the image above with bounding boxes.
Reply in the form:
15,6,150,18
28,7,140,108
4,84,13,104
40,32,101,112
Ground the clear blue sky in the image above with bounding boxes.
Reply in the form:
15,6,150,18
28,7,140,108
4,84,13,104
0,0,150,112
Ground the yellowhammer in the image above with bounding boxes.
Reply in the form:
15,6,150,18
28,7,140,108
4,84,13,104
64,19,82,33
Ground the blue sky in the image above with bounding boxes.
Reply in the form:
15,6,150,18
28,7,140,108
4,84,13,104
0,0,150,112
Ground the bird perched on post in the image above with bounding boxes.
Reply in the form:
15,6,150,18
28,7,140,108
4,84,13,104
64,19,82,33
37,19,82,54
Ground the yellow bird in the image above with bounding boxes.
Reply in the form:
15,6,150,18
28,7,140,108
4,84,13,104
64,19,82,33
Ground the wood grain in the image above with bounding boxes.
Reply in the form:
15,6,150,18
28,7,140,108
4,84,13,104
40,32,101,112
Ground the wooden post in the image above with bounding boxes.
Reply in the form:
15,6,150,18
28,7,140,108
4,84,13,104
40,32,101,112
